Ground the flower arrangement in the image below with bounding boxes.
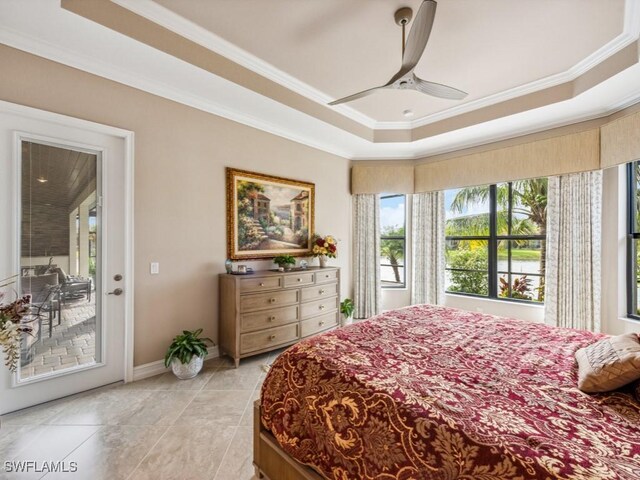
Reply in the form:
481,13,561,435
0,276,33,372
312,234,337,258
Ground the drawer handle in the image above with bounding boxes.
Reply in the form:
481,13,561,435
297,278,301,282
269,334,276,341
319,321,325,326
325,274,330,278
269,298,277,303
259,282,265,287
319,305,325,310
319,289,325,294
268,316,276,322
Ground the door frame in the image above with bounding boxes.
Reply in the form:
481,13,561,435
1,99,135,384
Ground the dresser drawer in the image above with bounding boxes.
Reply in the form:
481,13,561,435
301,296,338,319
239,276,282,293
301,282,338,302
240,289,299,313
301,312,339,338
240,323,299,354
240,305,298,333
316,269,338,284
283,272,315,288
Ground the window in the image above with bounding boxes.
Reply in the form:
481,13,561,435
627,161,640,318
445,179,548,303
380,194,406,288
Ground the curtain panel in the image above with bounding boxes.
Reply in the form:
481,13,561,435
411,192,445,305
544,170,602,332
353,194,381,319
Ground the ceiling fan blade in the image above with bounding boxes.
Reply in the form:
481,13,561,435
413,76,467,100
402,1,437,72
328,85,385,105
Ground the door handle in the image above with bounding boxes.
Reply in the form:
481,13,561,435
107,288,123,296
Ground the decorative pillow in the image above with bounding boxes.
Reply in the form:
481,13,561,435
575,333,640,393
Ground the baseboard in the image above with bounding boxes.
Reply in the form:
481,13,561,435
131,346,220,382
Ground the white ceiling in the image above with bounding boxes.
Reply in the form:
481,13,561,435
0,0,639,160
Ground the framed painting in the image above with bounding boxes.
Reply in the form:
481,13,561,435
226,168,315,260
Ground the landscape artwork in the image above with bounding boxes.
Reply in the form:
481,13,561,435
226,168,314,260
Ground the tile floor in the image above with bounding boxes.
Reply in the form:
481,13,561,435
0,350,279,479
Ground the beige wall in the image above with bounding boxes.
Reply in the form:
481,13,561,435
600,165,640,336
0,45,352,366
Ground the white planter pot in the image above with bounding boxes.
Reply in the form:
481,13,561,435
341,314,353,327
171,355,204,380
319,255,328,268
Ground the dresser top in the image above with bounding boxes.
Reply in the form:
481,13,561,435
220,266,339,278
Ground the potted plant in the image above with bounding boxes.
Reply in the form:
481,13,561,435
273,255,296,271
1,276,33,372
164,328,213,379
340,298,354,326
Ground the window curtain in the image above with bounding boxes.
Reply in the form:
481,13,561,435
411,192,445,305
544,170,602,332
353,194,381,319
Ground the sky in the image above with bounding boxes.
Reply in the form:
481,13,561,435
263,185,302,208
380,195,405,229
380,191,494,228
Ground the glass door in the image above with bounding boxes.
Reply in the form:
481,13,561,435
18,140,102,381
0,106,129,414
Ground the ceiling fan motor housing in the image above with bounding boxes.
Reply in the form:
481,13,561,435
394,7,413,26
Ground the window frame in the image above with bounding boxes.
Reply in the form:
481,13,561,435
445,183,546,304
626,162,640,320
380,194,407,289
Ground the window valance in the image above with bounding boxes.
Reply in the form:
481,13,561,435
351,164,415,194
351,101,640,194
414,129,600,192
601,109,640,169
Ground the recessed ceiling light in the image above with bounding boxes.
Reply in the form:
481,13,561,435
403,109,414,118
36,177,48,183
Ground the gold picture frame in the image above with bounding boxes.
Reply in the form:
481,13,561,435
226,168,315,260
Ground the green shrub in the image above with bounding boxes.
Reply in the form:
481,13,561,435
446,248,488,296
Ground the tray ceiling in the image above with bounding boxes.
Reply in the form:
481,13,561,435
0,0,639,159
153,0,625,123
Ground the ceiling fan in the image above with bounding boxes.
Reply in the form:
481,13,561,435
328,0,467,106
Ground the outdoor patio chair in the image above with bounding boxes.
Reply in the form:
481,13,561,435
20,273,61,339
50,267,92,304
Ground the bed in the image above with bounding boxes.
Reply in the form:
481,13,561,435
255,304,640,480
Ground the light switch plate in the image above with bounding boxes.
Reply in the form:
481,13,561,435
150,262,159,275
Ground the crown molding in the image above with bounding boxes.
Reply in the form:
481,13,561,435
2,0,640,163
0,26,352,160
377,30,638,131
114,0,640,133
380,0,640,130
360,92,640,161
2,22,640,162
110,0,379,130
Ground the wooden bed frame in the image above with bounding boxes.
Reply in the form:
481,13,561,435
253,401,324,480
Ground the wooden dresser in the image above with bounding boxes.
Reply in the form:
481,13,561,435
219,267,340,367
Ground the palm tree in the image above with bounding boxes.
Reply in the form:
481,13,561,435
381,225,405,284
445,212,536,238
449,179,548,301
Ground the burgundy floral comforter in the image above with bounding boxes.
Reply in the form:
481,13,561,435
260,304,640,480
